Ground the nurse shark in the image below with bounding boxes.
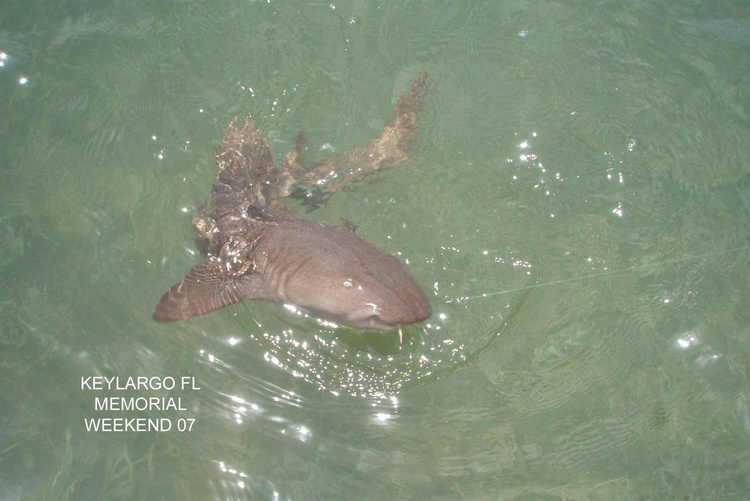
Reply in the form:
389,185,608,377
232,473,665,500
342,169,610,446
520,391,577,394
154,73,432,340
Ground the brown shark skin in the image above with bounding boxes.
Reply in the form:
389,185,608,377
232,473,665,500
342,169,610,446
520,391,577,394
153,73,431,331
278,72,430,209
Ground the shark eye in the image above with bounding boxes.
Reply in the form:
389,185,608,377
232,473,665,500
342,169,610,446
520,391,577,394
343,279,353,288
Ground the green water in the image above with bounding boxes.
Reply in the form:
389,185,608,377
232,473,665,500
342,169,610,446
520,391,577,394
2,0,749,499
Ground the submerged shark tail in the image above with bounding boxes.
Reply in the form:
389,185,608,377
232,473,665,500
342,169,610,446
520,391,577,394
287,72,432,210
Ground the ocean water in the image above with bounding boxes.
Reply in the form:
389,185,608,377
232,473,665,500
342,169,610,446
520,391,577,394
1,0,749,499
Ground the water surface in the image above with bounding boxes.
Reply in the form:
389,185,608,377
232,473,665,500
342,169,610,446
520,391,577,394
1,0,749,499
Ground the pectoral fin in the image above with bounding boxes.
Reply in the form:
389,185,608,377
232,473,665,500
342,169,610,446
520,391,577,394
153,262,244,322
